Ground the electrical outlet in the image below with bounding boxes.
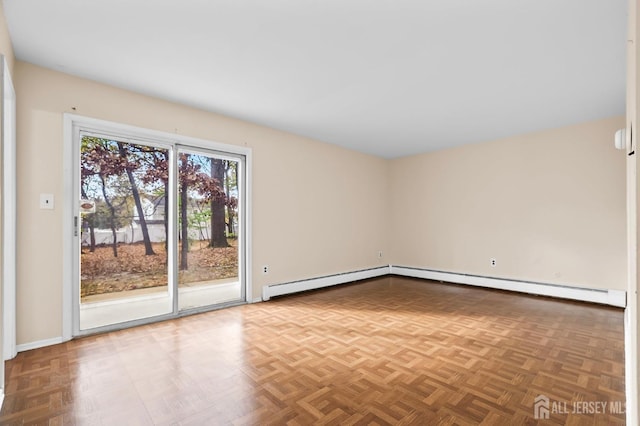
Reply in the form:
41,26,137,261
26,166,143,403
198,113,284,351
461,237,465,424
262,265,269,274
490,258,496,267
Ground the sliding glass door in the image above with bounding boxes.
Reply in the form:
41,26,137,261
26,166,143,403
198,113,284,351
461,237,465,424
73,124,246,334
177,148,243,311
78,136,174,330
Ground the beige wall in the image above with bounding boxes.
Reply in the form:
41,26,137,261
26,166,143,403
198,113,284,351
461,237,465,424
0,4,14,75
390,116,627,290
14,61,390,344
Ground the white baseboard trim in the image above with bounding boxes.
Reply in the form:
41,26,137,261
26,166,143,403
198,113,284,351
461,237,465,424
391,266,626,308
0,388,4,412
16,336,64,353
262,266,391,301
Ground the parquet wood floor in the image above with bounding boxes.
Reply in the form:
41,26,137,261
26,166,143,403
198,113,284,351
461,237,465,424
0,276,625,425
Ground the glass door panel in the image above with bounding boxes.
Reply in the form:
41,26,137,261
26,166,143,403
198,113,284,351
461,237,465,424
79,135,173,330
177,150,242,311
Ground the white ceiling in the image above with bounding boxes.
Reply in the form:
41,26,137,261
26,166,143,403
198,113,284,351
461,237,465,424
3,0,628,158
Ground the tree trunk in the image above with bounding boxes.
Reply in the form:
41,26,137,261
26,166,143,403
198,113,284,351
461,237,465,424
89,222,96,253
81,187,96,252
209,158,229,248
179,157,189,270
224,160,234,237
99,174,118,258
117,142,155,255
163,188,169,251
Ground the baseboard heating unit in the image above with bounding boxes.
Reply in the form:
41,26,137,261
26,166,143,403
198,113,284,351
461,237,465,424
262,266,391,301
390,266,626,308
261,265,625,308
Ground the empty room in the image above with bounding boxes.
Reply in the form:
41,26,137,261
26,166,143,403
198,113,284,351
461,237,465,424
0,0,638,424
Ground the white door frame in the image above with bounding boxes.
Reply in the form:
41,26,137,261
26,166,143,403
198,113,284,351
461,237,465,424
2,55,17,361
62,114,252,338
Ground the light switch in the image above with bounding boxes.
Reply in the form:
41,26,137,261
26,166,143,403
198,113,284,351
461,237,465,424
40,193,54,209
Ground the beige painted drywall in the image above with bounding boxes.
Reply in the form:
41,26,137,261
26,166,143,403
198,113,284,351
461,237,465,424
0,4,13,75
14,61,390,345
390,116,627,291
